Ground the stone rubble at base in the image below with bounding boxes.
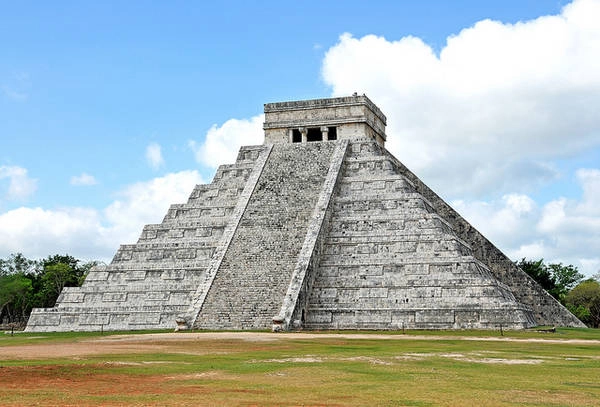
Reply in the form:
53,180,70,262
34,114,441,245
25,95,585,332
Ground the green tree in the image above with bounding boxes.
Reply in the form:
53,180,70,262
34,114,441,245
0,253,98,321
518,259,554,292
548,263,584,301
565,279,600,328
35,254,97,307
0,273,33,323
516,258,584,303
0,253,36,276
41,263,76,301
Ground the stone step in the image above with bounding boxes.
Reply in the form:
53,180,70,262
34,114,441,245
342,156,396,177
60,280,202,295
323,233,472,248
101,261,210,271
26,309,184,332
194,141,339,330
149,218,231,230
332,193,435,213
162,205,236,221
328,213,453,236
337,177,415,196
137,226,225,243
319,238,472,258
303,306,535,330
346,141,388,158
318,253,473,267
111,243,216,264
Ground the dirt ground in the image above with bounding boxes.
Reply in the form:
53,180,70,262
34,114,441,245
2,331,600,406
2,331,599,360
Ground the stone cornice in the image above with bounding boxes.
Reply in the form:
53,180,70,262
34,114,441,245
264,95,387,125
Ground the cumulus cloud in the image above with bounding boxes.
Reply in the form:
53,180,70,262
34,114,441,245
453,168,600,277
70,173,97,186
145,142,165,170
0,170,204,262
322,0,600,198
190,114,264,168
104,170,204,244
0,165,37,200
0,207,107,260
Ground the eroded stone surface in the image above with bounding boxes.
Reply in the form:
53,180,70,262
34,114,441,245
26,96,584,332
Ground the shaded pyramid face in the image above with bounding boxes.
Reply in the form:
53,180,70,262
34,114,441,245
26,96,584,332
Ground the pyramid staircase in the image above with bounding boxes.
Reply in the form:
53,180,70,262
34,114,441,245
26,146,267,331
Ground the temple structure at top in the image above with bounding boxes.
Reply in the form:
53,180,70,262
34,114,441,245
263,94,387,146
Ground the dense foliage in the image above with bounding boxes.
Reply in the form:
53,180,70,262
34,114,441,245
565,279,600,328
516,258,584,302
516,258,600,328
0,253,98,326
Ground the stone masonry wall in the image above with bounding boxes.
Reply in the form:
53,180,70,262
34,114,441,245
384,151,585,327
305,140,537,330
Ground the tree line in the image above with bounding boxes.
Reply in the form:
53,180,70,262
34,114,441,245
517,258,600,328
0,253,99,326
1,252,599,328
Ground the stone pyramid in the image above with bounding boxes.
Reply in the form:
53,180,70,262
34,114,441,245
26,96,584,332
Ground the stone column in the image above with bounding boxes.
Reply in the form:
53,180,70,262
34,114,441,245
321,126,329,140
288,129,294,143
299,127,307,143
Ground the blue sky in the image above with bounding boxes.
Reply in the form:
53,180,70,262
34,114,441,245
1,0,599,276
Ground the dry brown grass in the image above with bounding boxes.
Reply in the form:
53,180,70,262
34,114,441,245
1,330,599,406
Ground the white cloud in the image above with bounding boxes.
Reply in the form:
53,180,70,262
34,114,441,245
1,86,28,101
452,193,539,251
0,165,37,200
190,114,264,168
70,173,98,186
321,0,600,198
453,168,600,277
0,170,204,262
104,170,204,244
0,207,107,260
145,142,165,170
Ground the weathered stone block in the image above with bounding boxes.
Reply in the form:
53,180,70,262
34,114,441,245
415,310,454,324
79,314,110,325
102,292,127,302
359,287,388,298
161,270,184,280
128,313,161,325
86,271,109,281
60,292,85,303
126,270,146,280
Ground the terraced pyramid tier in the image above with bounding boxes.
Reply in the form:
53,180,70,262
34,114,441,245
26,95,584,332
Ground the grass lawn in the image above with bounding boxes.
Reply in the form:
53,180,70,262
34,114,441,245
1,328,599,406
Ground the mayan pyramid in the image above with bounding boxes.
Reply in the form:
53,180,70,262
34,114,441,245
26,95,584,332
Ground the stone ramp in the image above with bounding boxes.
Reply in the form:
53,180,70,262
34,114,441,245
26,146,267,332
194,142,338,330
305,140,537,330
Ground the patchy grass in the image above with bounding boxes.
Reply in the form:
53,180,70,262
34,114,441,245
1,329,599,406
